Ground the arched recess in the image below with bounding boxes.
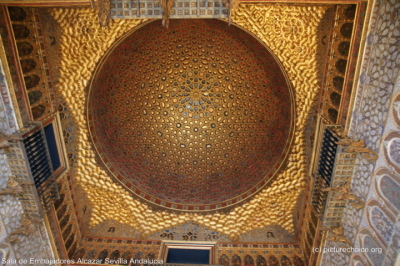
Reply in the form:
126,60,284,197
244,255,255,266
121,251,131,260
268,255,279,266
358,228,385,266
292,255,305,266
231,254,241,266
147,251,156,260
110,250,120,260
281,255,292,266
132,251,144,266
365,199,396,248
85,249,97,259
256,255,267,266
374,168,400,214
97,249,108,262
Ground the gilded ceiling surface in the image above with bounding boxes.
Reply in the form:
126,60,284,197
51,4,328,240
88,19,294,210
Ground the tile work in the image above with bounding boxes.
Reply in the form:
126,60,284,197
0,57,56,264
321,0,400,265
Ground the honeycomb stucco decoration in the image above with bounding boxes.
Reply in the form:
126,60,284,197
51,4,327,240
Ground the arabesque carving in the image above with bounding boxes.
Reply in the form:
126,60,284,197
337,139,378,160
6,214,43,244
326,221,353,246
324,182,365,209
0,132,22,149
322,181,350,194
336,139,365,147
0,176,33,198
50,5,328,239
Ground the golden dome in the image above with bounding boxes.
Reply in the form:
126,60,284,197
88,19,295,211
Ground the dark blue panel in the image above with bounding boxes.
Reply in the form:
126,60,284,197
167,248,210,264
44,123,61,171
